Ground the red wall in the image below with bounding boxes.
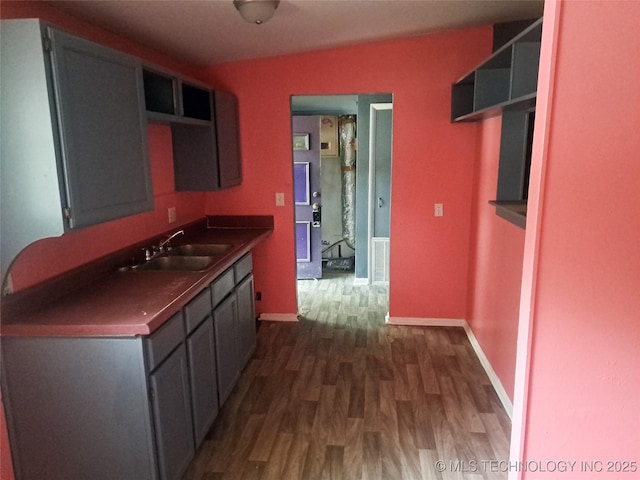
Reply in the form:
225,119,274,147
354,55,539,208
466,115,525,402
514,0,640,474
198,29,492,318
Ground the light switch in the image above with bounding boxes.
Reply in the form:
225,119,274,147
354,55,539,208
434,203,444,217
168,206,177,223
275,192,285,206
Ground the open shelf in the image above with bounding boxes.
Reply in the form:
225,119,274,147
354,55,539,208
143,69,177,116
181,83,212,121
452,19,541,230
146,111,212,127
451,18,542,122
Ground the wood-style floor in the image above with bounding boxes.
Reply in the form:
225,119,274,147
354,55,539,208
183,271,511,479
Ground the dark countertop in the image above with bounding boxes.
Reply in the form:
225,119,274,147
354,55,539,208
0,217,272,337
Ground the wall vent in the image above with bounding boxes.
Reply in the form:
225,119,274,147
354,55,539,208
371,237,390,285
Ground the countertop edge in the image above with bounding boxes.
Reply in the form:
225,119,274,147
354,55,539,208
1,223,273,338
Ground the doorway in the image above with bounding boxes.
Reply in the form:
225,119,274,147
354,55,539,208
368,103,393,285
291,94,393,314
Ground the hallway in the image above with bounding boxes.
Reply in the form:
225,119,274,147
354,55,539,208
183,271,511,479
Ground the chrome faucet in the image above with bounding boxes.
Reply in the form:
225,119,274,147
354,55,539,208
158,229,184,251
144,230,185,262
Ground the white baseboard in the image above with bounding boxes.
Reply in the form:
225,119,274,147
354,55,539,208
258,313,298,322
385,315,513,419
462,323,513,419
353,277,369,286
386,316,466,327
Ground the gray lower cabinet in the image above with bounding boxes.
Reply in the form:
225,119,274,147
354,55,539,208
236,274,256,368
213,253,256,407
149,344,195,480
1,254,256,480
1,337,158,480
213,293,240,406
186,316,219,447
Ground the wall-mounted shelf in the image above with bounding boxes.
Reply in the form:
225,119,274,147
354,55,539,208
489,201,527,229
143,69,214,125
452,18,541,230
451,18,542,123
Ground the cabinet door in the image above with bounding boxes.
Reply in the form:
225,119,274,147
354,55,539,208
149,344,195,480
186,317,219,448
172,123,219,191
213,294,239,406
236,274,256,369
48,28,153,229
214,90,242,189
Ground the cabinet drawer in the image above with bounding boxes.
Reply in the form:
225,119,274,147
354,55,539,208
184,288,212,334
211,268,234,307
234,253,253,284
145,312,185,371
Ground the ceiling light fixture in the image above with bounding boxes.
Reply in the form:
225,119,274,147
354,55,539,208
233,0,280,25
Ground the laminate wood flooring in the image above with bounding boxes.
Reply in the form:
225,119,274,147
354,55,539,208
183,271,511,480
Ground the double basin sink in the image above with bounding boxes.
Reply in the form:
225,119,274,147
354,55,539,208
132,244,233,272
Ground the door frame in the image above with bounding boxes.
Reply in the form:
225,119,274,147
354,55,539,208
367,103,393,285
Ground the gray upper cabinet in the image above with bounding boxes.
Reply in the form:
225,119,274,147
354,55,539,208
171,91,242,191
0,20,153,282
48,27,153,228
215,90,242,189
172,123,221,191
142,68,242,192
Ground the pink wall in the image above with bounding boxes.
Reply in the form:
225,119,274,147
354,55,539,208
513,0,640,475
198,29,492,318
466,115,525,402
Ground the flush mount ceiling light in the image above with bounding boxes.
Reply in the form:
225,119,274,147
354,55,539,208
233,0,280,25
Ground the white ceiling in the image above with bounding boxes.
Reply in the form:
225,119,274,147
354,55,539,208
46,0,544,66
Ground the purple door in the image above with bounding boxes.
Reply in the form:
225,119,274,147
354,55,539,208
293,116,322,279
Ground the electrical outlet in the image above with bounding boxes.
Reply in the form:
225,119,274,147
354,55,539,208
168,206,177,223
434,203,444,217
275,193,285,207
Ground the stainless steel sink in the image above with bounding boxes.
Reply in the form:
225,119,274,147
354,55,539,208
168,244,233,257
135,255,215,272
